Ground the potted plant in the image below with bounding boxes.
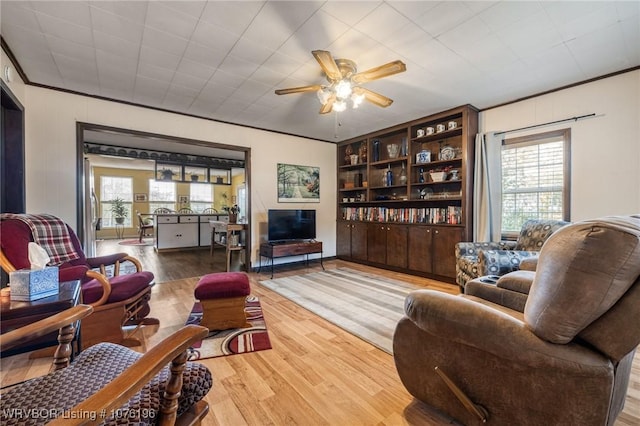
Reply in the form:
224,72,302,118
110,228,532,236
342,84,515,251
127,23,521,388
109,197,127,224
160,168,175,181
228,204,240,223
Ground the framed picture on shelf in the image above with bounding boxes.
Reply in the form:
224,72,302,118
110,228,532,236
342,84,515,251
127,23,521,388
134,193,148,202
178,195,189,204
277,163,320,203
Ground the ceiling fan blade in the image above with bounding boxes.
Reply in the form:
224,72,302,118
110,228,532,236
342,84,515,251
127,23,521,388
319,93,336,114
353,87,393,108
312,50,342,82
275,84,322,95
351,60,406,84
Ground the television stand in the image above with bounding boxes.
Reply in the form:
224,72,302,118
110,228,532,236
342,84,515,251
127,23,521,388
258,240,323,279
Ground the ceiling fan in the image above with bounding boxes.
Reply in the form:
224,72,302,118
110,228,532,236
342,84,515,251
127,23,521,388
275,50,406,114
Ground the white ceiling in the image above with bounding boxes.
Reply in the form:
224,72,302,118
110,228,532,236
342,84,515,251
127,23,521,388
2,1,639,143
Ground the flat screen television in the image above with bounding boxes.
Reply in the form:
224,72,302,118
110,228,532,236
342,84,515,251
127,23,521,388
268,209,316,242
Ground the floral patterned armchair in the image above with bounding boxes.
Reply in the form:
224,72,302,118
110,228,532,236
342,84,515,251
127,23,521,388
455,219,569,289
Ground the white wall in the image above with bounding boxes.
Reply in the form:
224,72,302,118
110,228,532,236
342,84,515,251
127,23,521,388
481,70,640,221
15,85,336,266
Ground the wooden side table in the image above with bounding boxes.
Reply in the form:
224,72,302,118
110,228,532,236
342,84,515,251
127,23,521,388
210,221,247,271
1,280,82,357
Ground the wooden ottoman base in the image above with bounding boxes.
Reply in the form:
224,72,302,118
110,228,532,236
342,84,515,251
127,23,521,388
200,295,250,331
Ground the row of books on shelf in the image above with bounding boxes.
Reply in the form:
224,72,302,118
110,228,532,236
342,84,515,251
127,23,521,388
340,206,463,224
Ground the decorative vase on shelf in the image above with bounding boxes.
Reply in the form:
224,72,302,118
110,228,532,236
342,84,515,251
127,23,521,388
345,145,354,165
398,163,407,185
372,139,380,162
387,143,400,159
359,142,367,163
385,164,393,186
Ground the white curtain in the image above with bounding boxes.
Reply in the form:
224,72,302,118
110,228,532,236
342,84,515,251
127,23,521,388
473,132,503,241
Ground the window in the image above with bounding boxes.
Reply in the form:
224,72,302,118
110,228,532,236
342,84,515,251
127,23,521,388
101,176,133,227
189,184,213,213
501,129,570,234
149,179,176,212
236,184,246,221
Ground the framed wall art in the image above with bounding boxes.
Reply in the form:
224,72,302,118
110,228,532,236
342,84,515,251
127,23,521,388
277,163,320,203
134,193,148,202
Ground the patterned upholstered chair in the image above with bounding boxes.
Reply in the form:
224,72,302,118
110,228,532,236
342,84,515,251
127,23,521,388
0,305,213,425
0,214,157,348
455,219,569,289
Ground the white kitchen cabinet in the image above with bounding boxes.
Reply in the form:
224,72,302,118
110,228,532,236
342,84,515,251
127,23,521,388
155,214,229,250
155,215,199,250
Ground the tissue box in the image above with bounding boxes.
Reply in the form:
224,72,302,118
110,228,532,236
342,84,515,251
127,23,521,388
9,266,59,301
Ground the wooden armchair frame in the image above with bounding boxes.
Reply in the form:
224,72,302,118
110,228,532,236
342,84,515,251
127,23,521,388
0,249,157,348
1,305,210,425
137,212,155,242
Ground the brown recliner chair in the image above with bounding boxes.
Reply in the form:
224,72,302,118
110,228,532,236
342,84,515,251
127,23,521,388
394,215,640,425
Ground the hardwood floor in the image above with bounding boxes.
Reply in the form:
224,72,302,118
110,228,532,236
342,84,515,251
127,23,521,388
2,241,639,425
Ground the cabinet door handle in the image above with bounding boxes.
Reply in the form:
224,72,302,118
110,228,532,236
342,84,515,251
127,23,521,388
435,230,439,234
427,229,431,233
387,227,390,231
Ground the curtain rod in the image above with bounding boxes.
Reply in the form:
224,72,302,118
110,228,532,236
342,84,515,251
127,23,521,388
494,113,596,136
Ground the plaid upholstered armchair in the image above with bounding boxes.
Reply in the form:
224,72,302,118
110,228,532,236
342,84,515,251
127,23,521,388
455,219,569,289
0,305,212,425
0,213,157,348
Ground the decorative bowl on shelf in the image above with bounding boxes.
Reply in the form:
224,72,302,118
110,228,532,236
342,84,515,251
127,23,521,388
430,171,448,182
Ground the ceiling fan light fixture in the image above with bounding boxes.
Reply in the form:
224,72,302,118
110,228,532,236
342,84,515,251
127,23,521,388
317,87,332,105
334,79,352,99
351,92,365,108
333,100,347,112
275,50,406,115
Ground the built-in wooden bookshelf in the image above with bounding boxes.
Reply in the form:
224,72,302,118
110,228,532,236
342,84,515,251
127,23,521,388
336,104,478,282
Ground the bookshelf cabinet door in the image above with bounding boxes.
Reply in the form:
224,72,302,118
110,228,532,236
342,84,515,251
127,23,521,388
367,223,387,264
336,221,352,258
351,222,368,261
386,224,408,268
431,227,464,278
408,227,434,273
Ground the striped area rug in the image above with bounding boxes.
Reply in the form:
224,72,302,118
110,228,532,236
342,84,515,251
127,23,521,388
259,267,420,354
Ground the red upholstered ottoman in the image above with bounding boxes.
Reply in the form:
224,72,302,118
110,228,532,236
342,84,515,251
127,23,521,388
194,272,251,331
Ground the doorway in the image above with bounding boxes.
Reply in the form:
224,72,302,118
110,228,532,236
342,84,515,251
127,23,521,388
1,81,25,214
76,123,251,267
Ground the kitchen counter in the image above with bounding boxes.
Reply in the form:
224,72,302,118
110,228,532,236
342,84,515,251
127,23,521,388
154,213,229,251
